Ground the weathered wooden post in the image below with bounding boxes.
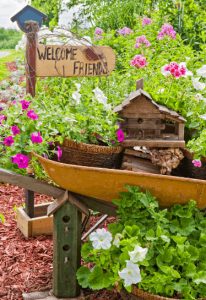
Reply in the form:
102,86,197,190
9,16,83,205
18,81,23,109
47,192,90,298
11,5,47,218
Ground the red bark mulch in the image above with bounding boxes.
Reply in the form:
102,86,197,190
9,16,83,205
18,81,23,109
0,184,123,300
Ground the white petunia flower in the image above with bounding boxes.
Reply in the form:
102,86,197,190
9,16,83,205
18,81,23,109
113,233,123,248
197,65,206,78
89,228,112,250
129,245,148,263
74,83,81,91
192,78,206,91
119,261,142,287
195,94,206,101
200,114,206,121
72,91,81,104
93,87,108,105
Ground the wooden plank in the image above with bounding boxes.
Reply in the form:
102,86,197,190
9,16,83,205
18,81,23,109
122,158,160,174
74,194,117,216
136,78,143,90
122,140,185,148
25,189,34,218
122,123,165,130
34,202,53,217
0,168,64,198
53,200,81,298
31,215,53,237
124,149,151,159
178,123,185,140
120,112,164,118
16,207,32,238
36,45,115,77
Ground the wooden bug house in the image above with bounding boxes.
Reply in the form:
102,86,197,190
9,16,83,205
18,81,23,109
114,80,186,148
115,80,186,175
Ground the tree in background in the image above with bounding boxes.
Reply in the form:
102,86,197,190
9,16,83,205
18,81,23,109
31,0,62,28
0,28,21,49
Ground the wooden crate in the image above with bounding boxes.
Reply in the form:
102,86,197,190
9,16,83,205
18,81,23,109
16,202,53,238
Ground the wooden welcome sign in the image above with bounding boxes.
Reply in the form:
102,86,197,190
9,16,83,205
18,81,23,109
36,44,115,77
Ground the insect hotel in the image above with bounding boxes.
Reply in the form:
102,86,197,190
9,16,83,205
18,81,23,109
114,80,186,175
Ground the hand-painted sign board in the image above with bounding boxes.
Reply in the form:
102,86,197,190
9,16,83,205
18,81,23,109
36,45,116,77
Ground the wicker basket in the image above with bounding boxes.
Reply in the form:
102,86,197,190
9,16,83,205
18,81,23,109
121,287,206,300
59,139,123,169
172,149,206,180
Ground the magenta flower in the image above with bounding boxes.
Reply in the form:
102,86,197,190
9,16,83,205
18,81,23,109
95,27,104,35
57,146,62,161
142,17,152,26
161,62,189,78
11,153,29,169
20,100,30,110
3,136,14,147
192,159,202,168
118,27,133,36
27,110,39,120
0,115,6,124
31,132,43,144
11,125,20,135
130,55,147,69
135,35,151,48
116,129,125,143
157,23,176,40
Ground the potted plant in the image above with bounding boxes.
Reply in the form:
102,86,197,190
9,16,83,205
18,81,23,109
77,186,206,300
0,83,124,179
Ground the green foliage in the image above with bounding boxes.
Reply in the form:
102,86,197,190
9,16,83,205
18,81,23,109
68,0,206,49
0,28,21,50
31,0,62,28
78,186,206,299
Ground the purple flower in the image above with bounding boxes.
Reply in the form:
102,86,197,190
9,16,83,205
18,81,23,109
192,159,202,168
3,136,14,147
116,129,125,143
0,115,6,124
11,153,29,169
31,132,43,144
157,23,176,40
142,17,152,26
95,27,104,35
0,106,3,111
118,27,133,36
20,100,30,110
11,125,20,135
57,146,62,161
135,35,151,48
27,110,39,120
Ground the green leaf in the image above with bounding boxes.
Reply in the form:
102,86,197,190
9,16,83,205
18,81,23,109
88,266,113,290
76,266,91,288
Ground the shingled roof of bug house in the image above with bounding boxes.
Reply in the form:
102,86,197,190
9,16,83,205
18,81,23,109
114,86,186,148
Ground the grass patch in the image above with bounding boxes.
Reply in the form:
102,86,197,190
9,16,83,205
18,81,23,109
0,50,23,81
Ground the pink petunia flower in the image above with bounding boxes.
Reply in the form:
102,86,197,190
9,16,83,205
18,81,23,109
116,129,125,143
27,110,39,120
157,23,176,40
95,27,104,35
11,125,20,135
142,17,152,26
118,27,133,36
0,115,7,124
57,146,62,161
192,159,202,168
130,55,147,69
135,35,151,48
3,136,14,147
11,153,29,169
20,100,30,110
31,132,43,144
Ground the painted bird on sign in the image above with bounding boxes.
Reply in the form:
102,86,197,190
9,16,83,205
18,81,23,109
11,5,47,33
